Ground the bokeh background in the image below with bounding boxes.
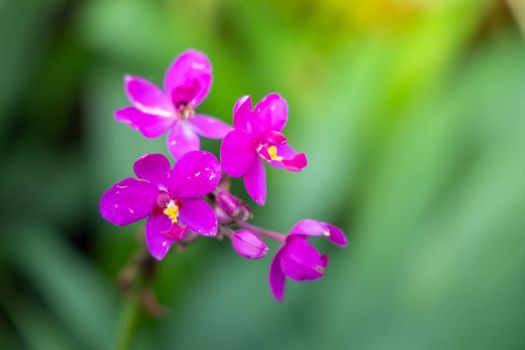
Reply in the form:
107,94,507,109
2,0,525,349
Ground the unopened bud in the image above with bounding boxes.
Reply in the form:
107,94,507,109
231,230,269,259
216,191,251,223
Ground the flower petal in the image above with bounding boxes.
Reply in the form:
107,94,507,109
321,254,329,268
163,49,212,108
189,114,233,139
252,93,288,136
133,153,171,186
124,75,173,117
231,230,269,259
233,95,253,132
170,80,203,108
243,157,266,206
269,248,286,302
260,130,287,145
220,129,256,177
167,121,201,159
99,178,157,226
145,214,174,259
289,219,348,247
169,223,188,241
280,236,325,282
289,219,328,237
169,150,221,198
178,198,217,236
268,144,307,172
145,214,175,260
325,223,348,247
115,107,173,138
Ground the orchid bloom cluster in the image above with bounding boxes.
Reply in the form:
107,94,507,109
100,49,347,301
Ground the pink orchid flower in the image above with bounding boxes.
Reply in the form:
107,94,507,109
99,151,221,260
269,219,348,301
115,49,232,159
220,94,307,205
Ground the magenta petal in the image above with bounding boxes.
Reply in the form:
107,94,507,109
169,223,188,241
280,236,325,282
269,248,286,302
178,198,217,236
115,107,173,138
167,121,201,159
189,114,233,139
243,157,266,206
289,219,328,237
100,178,157,226
260,131,287,145
231,230,269,259
321,254,329,267
268,144,307,172
258,146,272,162
289,219,348,247
133,153,171,185
145,214,175,260
325,223,348,247
163,49,212,108
220,130,256,177
170,81,202,108
281,153,307,172
233,95,253,132
169,150,221,198
252,93,288,135
124,76,173,117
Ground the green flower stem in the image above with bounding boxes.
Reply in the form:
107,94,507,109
114,288,141,350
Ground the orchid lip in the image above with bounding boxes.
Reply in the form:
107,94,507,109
256,144,283,162
161,224,186,241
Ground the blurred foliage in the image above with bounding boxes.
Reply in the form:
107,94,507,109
1,0,525,349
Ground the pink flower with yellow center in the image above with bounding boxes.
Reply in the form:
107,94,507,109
99,151,221,260
220,94,307,205
115,49,232,159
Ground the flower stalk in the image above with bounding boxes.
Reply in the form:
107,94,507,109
114,285,141,350
236,221,286,243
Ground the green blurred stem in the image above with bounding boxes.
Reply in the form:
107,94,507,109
114,287,141,350
237,221,286,242
114,252,152,350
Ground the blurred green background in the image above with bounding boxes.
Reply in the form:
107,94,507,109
1,0,525,349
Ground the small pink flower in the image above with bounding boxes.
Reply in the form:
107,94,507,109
99,151,221,260
231,230,269,259
269,219,348,301
220,94,307,205
115,49,232,159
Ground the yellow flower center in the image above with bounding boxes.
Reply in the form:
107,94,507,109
267,145,283,161
163,201,179,223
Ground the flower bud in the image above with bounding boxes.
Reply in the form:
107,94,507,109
231,230,269,259
216,191,251,223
